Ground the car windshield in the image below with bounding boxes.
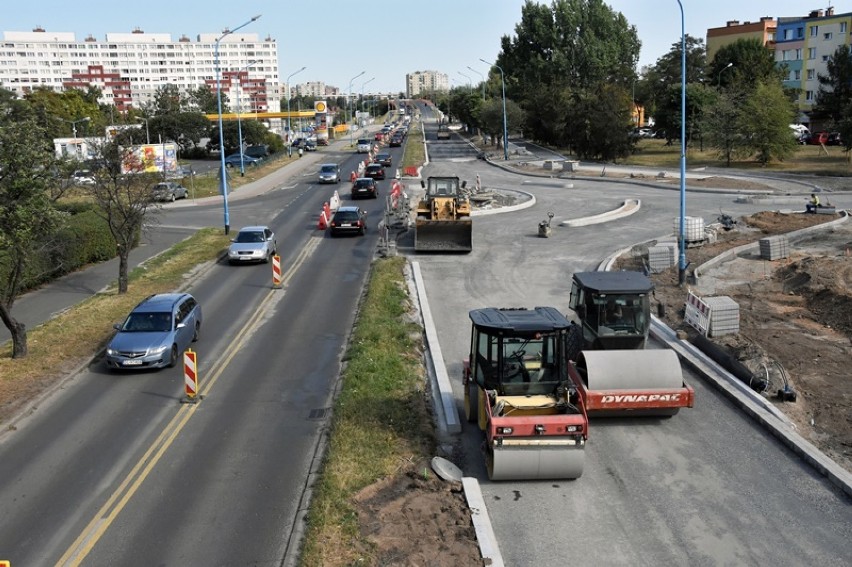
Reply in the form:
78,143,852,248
235,231,265,243
122,312,172,332
355,179,374,188
320,165,336,173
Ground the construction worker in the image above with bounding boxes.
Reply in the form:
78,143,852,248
807,193,820,213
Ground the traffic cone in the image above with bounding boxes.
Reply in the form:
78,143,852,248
318,209,328,230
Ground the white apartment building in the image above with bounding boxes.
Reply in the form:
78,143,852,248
406,70,449,98
0,28,281,113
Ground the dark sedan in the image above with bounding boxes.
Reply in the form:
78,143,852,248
364,163,386,180
373,153,392,167
351,177,378,199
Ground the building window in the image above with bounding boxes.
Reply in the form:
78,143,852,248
794,70,801,80
810,26,818,37
808,47,817,60
824,32,833,40
805,90,814,102
807,69,815,80
796,48,802,59
841,22,848,33
823,55,830,62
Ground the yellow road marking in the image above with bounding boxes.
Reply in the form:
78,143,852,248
56,235,322,566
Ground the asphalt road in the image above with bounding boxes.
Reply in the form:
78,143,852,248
414,127,852,566
0,128,403,565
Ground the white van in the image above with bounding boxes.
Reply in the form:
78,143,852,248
356,139,371,153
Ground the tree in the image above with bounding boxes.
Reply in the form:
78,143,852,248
647,35,706,143
814,45,852,130
562,82,634,161
498,0,640,98
208,120,270,155
185,84,228,115
479,98,525,149
0,98,65,357
709,38,787,92
739,81,797,166
83,139,161,294
702,90,747,166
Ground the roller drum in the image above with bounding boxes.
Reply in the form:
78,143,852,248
581,349,683,391
487,443,585,481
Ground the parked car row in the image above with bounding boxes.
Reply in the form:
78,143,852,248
804,131,842,146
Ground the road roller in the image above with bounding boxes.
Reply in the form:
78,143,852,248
463,307,588,481
566,271,695,416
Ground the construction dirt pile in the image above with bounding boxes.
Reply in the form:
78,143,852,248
618,211,852,473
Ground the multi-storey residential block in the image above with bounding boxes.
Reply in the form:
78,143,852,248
405,70,449,98
706,16,777,64
0,27,280,113
775,7,852,123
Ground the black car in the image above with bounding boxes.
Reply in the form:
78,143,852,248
389,135,403,147
374,152,392,167
329,206,368,236
304,139,318,151
364,163,386,180
352,177,378,199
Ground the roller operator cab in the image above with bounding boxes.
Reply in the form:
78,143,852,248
464,307,588,481
566,271,695,416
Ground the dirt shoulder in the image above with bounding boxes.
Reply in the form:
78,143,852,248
616,211,852,473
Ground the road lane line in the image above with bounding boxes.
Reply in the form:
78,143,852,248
56,234,322,565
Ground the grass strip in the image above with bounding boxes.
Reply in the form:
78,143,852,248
298,257,433,566
0,227,230,419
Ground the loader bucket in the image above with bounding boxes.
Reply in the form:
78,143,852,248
415,219,472,252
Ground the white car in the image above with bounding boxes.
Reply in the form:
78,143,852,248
356,139,372,153
227,226,277,265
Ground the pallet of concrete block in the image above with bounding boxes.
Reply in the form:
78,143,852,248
759,235,789,260
647,242,677,273
704,295,740,337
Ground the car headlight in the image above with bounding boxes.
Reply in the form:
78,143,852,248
106,348,117,356
150,345,169,355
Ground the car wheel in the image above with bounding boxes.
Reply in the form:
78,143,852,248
168,345,179,368
169,193,176,202
359,227,365,236
192,322,200,342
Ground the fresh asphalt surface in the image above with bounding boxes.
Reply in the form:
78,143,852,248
2,111,851,565
415,109,852,565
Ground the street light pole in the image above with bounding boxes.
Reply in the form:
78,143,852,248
135,117,150,144
348,70,365,146
467,66,486,100
67,116,90,138
360,76,375,121
236,59,259,177
717,62,734,88
286,66,306,157
458,71,471,89
215,14,262,235
676,0,687,285
480,58,508,161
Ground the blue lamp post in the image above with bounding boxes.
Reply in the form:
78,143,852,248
676,0,687,284
236,60,258,177
286,66,306,157
215,14,261,235
480,58,508,161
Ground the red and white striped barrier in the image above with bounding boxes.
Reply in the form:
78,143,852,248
684,291,712,336
183,349,198,403
272,254,282,287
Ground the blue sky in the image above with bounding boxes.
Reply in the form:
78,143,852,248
2,1,839,94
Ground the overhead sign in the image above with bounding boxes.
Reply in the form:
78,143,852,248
314,101,327,113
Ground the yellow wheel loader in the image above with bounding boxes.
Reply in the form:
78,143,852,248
414,176,473,252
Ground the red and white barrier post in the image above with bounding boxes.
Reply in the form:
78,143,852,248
272,254,282,288
182,349,199,403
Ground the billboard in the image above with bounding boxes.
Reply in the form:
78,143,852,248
121,143,178,175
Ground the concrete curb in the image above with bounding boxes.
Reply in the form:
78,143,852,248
561,198,641,227
693,210,850,280
412,261,461,434
600,226,852,498
462,477,505,567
